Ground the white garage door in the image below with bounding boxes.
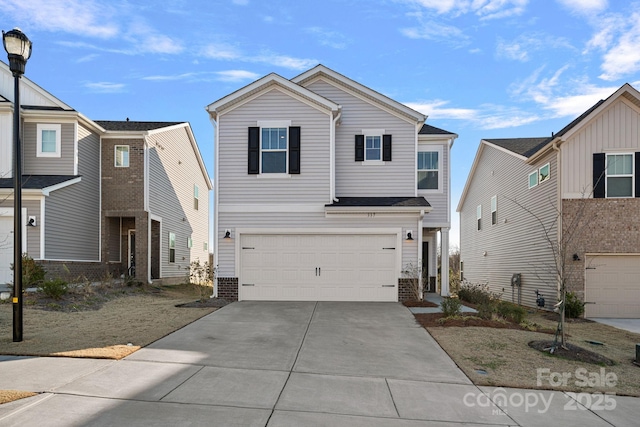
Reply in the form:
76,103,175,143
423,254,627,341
239,233,399,301
585,255,640,318
0,216,13,285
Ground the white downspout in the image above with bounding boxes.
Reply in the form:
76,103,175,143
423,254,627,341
418,209,425,299
209,114,219,298
331,108,342,202
553,140,562,299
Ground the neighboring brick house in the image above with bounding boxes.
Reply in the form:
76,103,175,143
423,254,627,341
207,65,457,302
458,83,640,318
0,61,211,285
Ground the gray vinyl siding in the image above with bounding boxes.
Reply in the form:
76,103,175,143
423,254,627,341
418,142,450,225
304,79,417,197
217,211,419,277
23,122,75,175
0,113,11,177
459,146,558,308
561,97,640,197
148,126,210,277
218,88,331,204
44,125,100,260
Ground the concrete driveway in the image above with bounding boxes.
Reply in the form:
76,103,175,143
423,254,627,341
1,302,637,426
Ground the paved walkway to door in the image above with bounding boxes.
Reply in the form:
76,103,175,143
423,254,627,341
0,302,637,426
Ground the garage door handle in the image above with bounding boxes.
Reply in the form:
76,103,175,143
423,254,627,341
382,247,395,250
381,285,395,287
242,283,255,286
242,247,255,250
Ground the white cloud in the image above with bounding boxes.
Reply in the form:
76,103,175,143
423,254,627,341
125,19,183,54
598,12,640,81
201,43,242,60
405,100,477,120
84,82,126,93
306,27,349,49
215,70,261,82
496,33,573,62
401,20,468,44
0,0,118,38
400,0,528,20
252,53,318,70
556,0,608,15
232,0,249,5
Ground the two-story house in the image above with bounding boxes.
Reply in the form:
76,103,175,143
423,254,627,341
458,83,640,318
207,65,457,302
0,61,211,285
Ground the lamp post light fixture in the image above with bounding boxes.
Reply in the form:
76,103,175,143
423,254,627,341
3,27,32,342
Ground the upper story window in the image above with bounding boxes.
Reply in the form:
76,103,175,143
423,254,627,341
194,184,199,210
476,205,482,231
248,122,300,176
169,232,176,263
115,145,129,167
355,130,391,163
365,136,381,161
606,153,633,197
491,195,497,226
262,127,287,173
418,151,439,190
37,124,61,157
528,163,550,189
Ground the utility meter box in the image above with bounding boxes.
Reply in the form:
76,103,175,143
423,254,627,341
511,273,521,287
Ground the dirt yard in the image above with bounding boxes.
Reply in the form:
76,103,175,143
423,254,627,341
422,310,640,397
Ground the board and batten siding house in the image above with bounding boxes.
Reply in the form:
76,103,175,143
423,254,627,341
207,65,457,302
458,83,640,318
0,60,211,286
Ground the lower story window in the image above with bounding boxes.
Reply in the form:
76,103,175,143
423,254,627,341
169,232,176,263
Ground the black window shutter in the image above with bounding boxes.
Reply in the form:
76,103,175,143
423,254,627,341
593,153,605,198
383,134,392,161
355,135,364,161
289,126,301,174
635,152,640,198
248,127,260,174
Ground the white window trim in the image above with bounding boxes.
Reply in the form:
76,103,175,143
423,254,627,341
114,145,129,167
605,153,634,198
362,128,385,164
538,163,550,184
476,205,482,231
259,125,289,174
37,124,61,158
528,170,538,189
417,145,443,193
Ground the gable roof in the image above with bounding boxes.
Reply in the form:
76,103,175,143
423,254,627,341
419,124,456,135
483,137,549,157
95,120,183,132
0,175,79,190
291,65,426,124
206,72,340,120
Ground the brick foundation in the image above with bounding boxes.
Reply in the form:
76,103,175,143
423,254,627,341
398,278,418,302
217,277,238,301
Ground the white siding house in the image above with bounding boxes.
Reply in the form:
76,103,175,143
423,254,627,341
208,65,457,302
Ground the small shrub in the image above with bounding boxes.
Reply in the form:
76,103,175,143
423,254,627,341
496,301,527,323
38,278,68,300
441,296,462,317
401,263,421,301
457,281,501,305
477,301,497,320
564,291,585,318
189,260,214,302
11,254,46,287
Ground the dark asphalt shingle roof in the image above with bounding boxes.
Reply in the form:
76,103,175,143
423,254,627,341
95,121,184,132
326,197,431,208
483,137,550,157
0,175,79,189
419,124,456,135
22,105,72,112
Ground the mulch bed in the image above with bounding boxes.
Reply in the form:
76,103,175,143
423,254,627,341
529,340,615,365
176,298,230,308
414,312,555,334
402,299,439,308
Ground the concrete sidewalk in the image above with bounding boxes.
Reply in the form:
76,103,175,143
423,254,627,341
0,301,637,426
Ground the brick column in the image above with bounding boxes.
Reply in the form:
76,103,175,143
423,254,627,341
136,212,149,283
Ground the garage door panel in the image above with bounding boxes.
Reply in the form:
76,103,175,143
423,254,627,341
240,233,398,301
585,255,640,318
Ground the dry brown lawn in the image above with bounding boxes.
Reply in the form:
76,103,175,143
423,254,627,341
0,282,221,405
425,311,640,397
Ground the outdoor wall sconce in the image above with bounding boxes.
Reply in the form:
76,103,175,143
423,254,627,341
406,231,413,241
223,229,231,239
573,253,581,261
27,216,36,227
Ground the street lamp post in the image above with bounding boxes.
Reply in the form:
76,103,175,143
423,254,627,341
3,28,32,342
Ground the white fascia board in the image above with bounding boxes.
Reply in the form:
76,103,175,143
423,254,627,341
101,133,146,140
291,65,426,124
418,133,459,142
219,204,324,213
0,190,46,200
42,177,82,196
482,140,529,161
146,122,188,136
206,73,339,118
23,110,80,123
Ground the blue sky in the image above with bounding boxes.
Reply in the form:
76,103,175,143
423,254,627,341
2,0,640,248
